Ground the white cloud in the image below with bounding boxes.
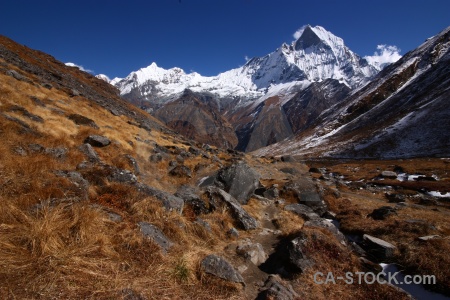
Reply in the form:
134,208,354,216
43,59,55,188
244,55,250,62
65,62,93,73
293,25,308,40
364,45,402,69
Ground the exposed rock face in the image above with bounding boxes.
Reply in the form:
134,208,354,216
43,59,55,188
201,255,244,284
175,185,208,215
154,90,238,149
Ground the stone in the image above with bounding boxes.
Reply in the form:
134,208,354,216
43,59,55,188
169,165,192,178
68,114,99,129
149,153,163,163
28,143,45,153
417,235,441,241
368,206,397,220
363,234,396,260
385,193,406,203
204,187,258,230
138,222,173,253
13,146,27,156
287,235,314,273
195,218,212,232
284,204,319,221
84,135,111,147
280,155,296,162
236,239,267,266
299,191,327,216
227,227,239,239
381,171,397,178
136,183,184,214
175,185,208,215
44,147,68,159
107,167,137,184
304,218,346,245
257,274,299,300
54,170,89,200
78,143,100,162
216,161,260,204
280,167,297,174
201,255,244,284
124,154,140,175
7,69,24,80
188,146,201,155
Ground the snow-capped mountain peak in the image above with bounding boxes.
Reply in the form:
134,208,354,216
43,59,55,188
112,25,380,109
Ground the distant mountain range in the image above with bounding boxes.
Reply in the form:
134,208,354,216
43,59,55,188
98,25,450,158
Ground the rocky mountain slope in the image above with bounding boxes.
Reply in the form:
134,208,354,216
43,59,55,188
257,26,450,158
109,25,379,151
1,34,449,300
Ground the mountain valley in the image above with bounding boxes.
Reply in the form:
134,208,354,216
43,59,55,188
0,23,449,300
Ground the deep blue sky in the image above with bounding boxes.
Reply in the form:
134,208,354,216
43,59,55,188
2,0,449,78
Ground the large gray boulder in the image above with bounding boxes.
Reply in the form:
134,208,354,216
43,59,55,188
216,162,260,204
201,255,244,284
363,234,396,261
287,235,314,273
204,187,258,230
138,222,173,253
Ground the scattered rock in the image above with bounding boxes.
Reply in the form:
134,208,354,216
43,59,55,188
359,257,383,273
385,193,406,203
124,154,140,175
7,69,24,80
195,217,211,232
308,167,322,174
28,143,45,153
44,147,68,159
70,89,80,97
363,234,396,261
287,235,314,273
279,167,297,175
216,161,260,204
381,171,397,178
68,113,99,129
227,227,239,239
201,255,245,284
54,170,89,200
149,153,163,163
120,288,147,300
280,155,296,162
169,165,192,178
257,274,299,300
78,143,100,162
136,183,184,214
304,218,346,245
204,187,258,230
175,185,208,215
84,135,111,147
107,166,137,184
284,204,319,221
138,222,173,253
13,146,27,156
8,105,44,123
368,206,397,220
42,83,53,89
417,235,441,242
236,239,267,266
